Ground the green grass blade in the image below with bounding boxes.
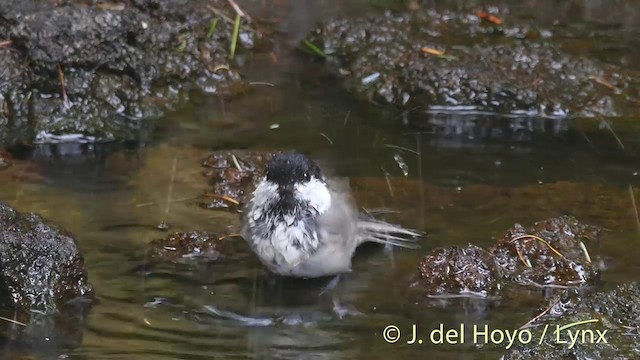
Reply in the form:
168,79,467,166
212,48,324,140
229,14,241,60
302,39,326,58
207,18,219,40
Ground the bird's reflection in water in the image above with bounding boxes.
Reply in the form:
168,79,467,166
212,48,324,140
191,273,362,327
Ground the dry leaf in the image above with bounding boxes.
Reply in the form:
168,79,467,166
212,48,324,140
421,47,444,56
477,10,503,25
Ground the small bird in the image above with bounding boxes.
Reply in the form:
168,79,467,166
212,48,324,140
242,151,420,278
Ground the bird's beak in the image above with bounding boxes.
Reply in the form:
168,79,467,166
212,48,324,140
278,183,295,195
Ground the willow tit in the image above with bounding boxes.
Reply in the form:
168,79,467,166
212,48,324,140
242,152,420,278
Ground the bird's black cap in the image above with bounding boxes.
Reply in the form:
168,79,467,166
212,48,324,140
265,152,322,185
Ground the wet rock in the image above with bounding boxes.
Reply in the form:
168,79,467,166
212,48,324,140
417,244,502,297
201,150,276,209
0,0,259,147
149,231,230,262
0,202,93,314
491,216,601,288
415,216,600,297
502,282,640,359
308,8,640,118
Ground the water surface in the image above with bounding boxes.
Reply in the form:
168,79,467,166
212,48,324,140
1,1,640,359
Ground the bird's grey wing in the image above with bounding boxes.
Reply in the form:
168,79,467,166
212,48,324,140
289,178,359,277
316,178,359,249
326,177,420,248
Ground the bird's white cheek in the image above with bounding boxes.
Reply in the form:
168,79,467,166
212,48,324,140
295,178,331,213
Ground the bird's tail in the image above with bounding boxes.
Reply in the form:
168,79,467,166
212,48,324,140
357,217,421,248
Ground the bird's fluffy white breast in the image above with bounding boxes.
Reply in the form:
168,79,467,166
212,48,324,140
250,177,277,221
295,177,331,214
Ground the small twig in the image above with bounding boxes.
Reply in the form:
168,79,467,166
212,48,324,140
510,234,564,258
206,5,258,34
600,118,624,150
343,110,351,127
426,291,500,300
56,64,71,109
519,300,559,329
0,40,12,48
269,51,278,63
203,193,240,205
218,233,242,241
135,196,199,208
578,240,592,264
230,154,243,171
248,81,275,87
519,279,578,289
381,167,394,198
588,75,618,91
227,0,249,19
319,133,333,145
383,144,419,155
630,185,640,232
0,316,26,327
515,245,532,268
165,156,178,214
207,5,235,24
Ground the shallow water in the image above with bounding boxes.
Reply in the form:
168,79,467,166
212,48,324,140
1,1,640,359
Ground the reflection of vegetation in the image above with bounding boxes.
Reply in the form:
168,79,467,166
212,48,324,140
300,39,326,58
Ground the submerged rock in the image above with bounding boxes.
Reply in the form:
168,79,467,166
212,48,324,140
149,231,231,262
415,216,601,297
417,244,502,297
502,282,640,359
0,0,260,147
307,8,639,118
491,216,601,289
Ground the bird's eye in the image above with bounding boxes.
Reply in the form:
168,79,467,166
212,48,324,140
303,172,310,181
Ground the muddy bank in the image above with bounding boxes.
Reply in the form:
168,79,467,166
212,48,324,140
306,5,640,118
0,0,262,148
